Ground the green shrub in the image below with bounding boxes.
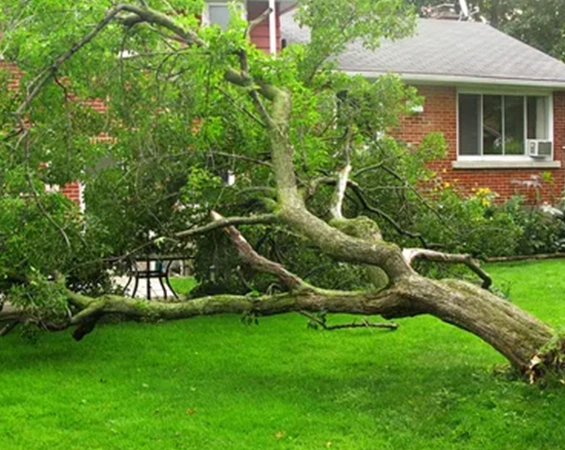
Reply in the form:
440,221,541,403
412,187,522,257
503,196,565,255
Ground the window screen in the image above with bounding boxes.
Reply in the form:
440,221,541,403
527,96,549,140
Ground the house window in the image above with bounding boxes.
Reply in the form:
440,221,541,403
458,93,552,157
208,4,231,29
204,2,246,30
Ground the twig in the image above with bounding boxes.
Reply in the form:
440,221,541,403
212,150,272,168
353,162,385,177
15,5,127,117
348,182,429,248
18,118,72,249
217,86,266,128
300,311,398,331
379,163,454,233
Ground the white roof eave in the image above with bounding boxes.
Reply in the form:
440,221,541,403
343,70,565,90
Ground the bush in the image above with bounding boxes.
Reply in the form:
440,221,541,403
503,196,565,255
411,187,565,258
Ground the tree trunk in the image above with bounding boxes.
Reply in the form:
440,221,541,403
395,276,554,371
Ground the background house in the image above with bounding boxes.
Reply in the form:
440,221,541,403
282,14,565,201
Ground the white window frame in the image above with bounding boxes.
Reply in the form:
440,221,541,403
456,87,554,163
201,1,247,27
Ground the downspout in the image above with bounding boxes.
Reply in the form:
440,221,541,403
269,0,277,54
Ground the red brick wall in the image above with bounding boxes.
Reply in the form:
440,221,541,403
0,61,23,91
60,182,82,206
394,85,565,202
1,62,98,207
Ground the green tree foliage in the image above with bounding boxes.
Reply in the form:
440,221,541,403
0,0,420,301
503,0,565,60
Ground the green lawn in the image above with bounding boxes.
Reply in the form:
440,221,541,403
169,276,199,296
1,260,565,449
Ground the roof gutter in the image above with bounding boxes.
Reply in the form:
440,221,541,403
343,71,565,90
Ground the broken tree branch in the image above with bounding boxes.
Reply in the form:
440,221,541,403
244,8,272,41
211,211,305,290
0,321,19,337
402,248,492,289
330,164,352,220
300,311,398,331
348,182,429,248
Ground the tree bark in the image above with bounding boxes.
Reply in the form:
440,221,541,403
4,272,547,373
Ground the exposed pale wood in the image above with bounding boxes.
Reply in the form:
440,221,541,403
211,211,304,290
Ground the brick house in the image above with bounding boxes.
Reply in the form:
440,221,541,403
281,15,565,202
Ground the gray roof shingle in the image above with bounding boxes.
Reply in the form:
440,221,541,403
281,14,565,88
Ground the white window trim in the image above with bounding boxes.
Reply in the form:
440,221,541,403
455,88,555,168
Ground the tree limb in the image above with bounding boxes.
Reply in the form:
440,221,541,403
211,211,304,290
15,5,128,117
402,248,492,289
175,213,278,238
244,7,272,41
330,164,351,219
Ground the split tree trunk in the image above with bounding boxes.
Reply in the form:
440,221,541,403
3,4,561,382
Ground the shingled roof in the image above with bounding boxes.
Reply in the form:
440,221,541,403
281,14,565,88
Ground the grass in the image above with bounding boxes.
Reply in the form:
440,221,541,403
169,276,198,296
1,260,565,449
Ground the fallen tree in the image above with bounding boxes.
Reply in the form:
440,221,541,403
0,0,562,382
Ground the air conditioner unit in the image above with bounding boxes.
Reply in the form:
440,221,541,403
527,139,553,158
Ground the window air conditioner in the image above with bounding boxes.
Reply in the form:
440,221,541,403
527,139,553,158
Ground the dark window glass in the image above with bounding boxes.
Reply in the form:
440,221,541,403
527,96,549,140
483,95,503,155
504,96,525,155
458,94,481,155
